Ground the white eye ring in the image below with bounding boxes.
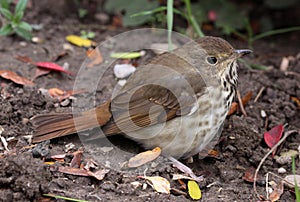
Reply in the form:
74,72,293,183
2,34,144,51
206,56,218,65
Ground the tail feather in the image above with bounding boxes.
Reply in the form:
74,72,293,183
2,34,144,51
32,101,113,143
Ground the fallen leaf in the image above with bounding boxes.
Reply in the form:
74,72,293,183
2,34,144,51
110,51,145,59
52,51,69,62
86,48,103,68
87,169,109,181
32,67,51,80
50,154,66,161
187,180,202,200
291,96,300,108
228,102,238,116
48,88,65,97
70,150,83,168
0,70,34,86
141,176,170,194
66,35,94,47
36,62,73,75
58,166,90,176
264,124,284,156
128,147,161,168
227,91,253,116
172,174,195,181
15,55,35,64
242,167,257,183
269,181,284,202
283,174,300,188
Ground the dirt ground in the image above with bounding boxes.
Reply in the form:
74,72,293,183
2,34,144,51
0,13,299,202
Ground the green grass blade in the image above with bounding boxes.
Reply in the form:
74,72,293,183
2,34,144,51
292,157,300,202
167,0,173,50
43,194,89,202
252,26,300,41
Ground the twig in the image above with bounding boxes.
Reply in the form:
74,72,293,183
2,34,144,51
237,90,247,116
254,87,265,102
253,129,299,199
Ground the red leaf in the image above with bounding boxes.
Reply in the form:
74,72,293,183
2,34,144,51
264,124,284,156
36,62,73,75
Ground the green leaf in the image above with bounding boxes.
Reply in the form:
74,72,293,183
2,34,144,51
0,0,11,10
18,21,32,31
13,10,24,23
15,0,27,16
0,24,14,36
0,7,13,20
15,26,32,40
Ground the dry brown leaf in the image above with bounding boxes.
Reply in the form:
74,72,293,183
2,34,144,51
269,181,284,202
128,147,161,168
0,70,34,86
48,88,65,97
15,55,35,64
142,176,170,194
291,96,300,108
50,154,66,162
227,91,253,116
243,167,258,183
70,150,83,168
86,48,103,68
228,102,238,116
58,166,90,176
87,169,109,181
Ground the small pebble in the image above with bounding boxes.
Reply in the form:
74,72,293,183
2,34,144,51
100,146,114,153
19,41,27,47
60,99,70,107
278,167,286,174
65,143,75,152
117,79,127,87
142,183,147,190
131,181,142,189
113,64,136,79
260,110,266,118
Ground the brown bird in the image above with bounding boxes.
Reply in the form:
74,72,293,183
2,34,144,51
32,36,251,159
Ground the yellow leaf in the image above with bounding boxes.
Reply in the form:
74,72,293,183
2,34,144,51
66,35,93,47
128,147,161,168
188,180,201,200
144,176,170,194
110,51,145,59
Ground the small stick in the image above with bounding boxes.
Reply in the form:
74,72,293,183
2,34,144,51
237,90,247,116
253,129,298,200
254,87,265,102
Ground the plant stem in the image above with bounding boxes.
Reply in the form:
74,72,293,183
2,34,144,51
167,0,173,50
183,0,204,37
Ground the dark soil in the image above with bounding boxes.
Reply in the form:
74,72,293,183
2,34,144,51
0,13,299,202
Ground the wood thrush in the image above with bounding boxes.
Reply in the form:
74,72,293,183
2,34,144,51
32,36,251,159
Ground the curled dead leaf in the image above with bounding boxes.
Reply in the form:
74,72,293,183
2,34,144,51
0,70,34,86
128,147,161,168
141,176,170,194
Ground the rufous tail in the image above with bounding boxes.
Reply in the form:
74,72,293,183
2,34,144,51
31,101,112,143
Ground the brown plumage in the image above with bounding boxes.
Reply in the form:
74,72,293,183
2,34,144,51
31,36,251,158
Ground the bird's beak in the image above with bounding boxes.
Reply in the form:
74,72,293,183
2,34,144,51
234,49,252,57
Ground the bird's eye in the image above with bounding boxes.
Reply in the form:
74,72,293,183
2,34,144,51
206,56,218,65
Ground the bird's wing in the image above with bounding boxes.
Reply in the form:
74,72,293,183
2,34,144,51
102,52,208,135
